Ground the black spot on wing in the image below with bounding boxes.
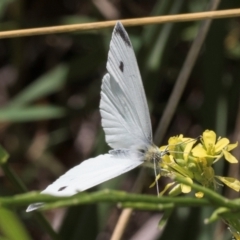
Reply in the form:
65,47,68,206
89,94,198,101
119,61,124,72
114,22,131,47
58,186,67,191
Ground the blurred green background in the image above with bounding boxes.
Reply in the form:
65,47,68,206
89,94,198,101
0,0,240,239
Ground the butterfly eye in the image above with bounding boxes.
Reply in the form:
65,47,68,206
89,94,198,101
139,149,146,154
58,186,67,191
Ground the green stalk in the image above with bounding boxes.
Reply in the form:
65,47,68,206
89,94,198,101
0,189,209,209
175,176,239,209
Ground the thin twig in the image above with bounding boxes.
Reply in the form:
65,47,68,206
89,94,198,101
0,8,240,39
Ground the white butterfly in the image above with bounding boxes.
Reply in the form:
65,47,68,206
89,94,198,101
27,22,165,212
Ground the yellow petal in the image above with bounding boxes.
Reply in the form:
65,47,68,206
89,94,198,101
227,142,238,151
161,154,173,164
215,138,229,152
168,163,194,178
195,192,204,198
203,130,216,147
181,184,191,193
168,184,182,196
192,144,207,157
216,176,240,191
168,136,184,155
168,136,180,146
159,182,175,196
178,134,184,139
149,174,161,188
222,149,238,163
160,145,168,151
149,181,156,188
183,140,197,161
180,178,192,193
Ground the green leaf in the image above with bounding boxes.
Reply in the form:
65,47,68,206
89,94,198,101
145,0,183,71
59,205,98,240
0,145,9,164
0,0,15,18
0,208,31,240
9,64,68,107
0,106,65,122
0,236,10,240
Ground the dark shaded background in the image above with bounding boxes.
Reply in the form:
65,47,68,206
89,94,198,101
0,0,240,239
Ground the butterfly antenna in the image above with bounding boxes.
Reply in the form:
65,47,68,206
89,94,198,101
167,137,198,149
153,158,159,196
166,136,200,156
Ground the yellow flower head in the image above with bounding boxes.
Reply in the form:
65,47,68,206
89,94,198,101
191,130,238,164
156,130,239,198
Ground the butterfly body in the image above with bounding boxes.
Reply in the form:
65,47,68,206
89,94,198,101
144,145,165,163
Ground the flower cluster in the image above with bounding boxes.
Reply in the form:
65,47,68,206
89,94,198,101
158,130,239,198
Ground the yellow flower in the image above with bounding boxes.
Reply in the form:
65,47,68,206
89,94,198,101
156,130,239,197
156,135,197,196
192,130,238,164
162,135,196,161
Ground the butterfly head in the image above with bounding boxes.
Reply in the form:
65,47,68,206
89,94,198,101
144,145,167,164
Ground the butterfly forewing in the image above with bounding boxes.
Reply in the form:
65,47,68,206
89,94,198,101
100,22,153,149
101,74,148,148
